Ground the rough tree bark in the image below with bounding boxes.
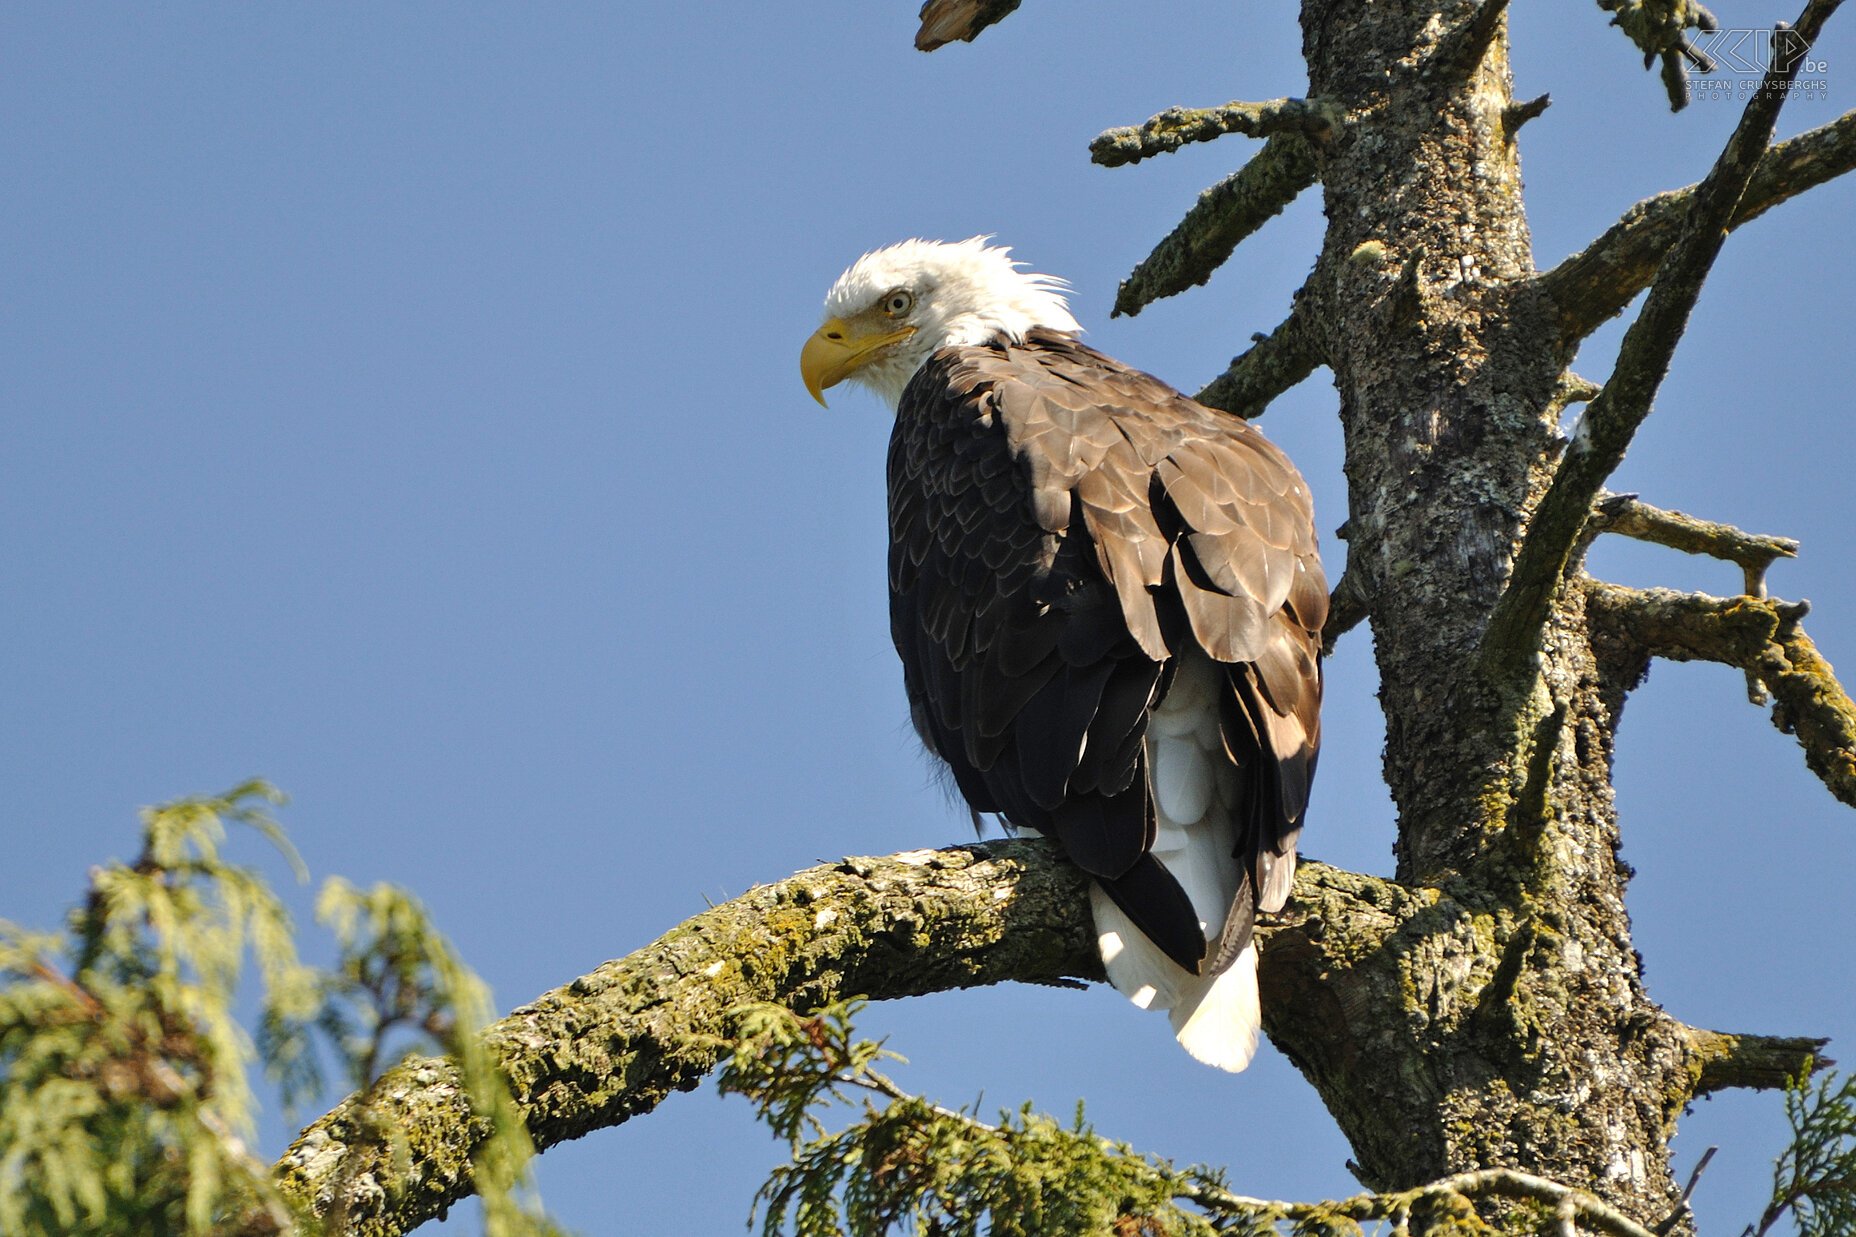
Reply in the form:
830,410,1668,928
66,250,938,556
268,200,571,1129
275,4,1855,1232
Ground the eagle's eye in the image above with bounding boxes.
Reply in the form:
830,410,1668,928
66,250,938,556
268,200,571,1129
881,289,915,319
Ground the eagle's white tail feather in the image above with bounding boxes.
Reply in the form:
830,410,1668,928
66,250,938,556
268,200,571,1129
1147,652,1239,932
1170,945,1261,1072
1093,884,1192,1013
1088,649,1263,1072
1092,886,1261,1072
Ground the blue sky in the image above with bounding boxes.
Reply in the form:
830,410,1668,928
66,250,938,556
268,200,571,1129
3,4,1852,1232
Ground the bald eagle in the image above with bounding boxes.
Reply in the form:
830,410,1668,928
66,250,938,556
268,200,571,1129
801,239,1325,1071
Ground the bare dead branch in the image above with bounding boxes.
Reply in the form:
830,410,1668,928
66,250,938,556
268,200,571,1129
1587,492,1799,596
1654,1146,1718,1236
1089,97,1341,168
1584,580,1856,808
1504,93,1553,139
1194,293,1324,418
1682,1026,1831,1097
1479,1,1838,686
1587,493,1801,701
1540,108,1856,349
1322,565,1372,654
1549,371,1604,420
1112,134,1320,318
914,0,1021,51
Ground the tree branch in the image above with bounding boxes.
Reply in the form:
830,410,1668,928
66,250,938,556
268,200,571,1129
735,995,1670,1237
1587,494,1801,702
1193,292,1324,418
1595,0,1721,112
1682,1026,1831,1098
1587,492,1798,597
1584,580,1856,808
1322,564,1372,653
1112,133,1321,317
1503,92,1553,139
273,842,1396,1235
275,843,1093,1234
914,0,1021,51
1539,108,1856,349
1478,1,1837,686
1192,1166,1663,1236
1089,97,1340,168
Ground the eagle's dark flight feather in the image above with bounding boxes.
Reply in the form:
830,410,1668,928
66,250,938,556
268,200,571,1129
887,327,1325,980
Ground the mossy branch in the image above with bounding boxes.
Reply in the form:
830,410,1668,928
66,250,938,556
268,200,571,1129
274,842,1094,1234
1193,293,1324,418
1584,580,1856,808
1683,1027,1831,1098
274,843,1401,1235
1595,0,1721,111
1539,108,1856,349
1586,494,1799,702
1478,1,1837,691
1212,1166,1667,1237
1090,97,1341,168
1112,134,1320,318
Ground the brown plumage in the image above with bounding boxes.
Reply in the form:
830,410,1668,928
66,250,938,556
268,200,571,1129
887,327,1326,984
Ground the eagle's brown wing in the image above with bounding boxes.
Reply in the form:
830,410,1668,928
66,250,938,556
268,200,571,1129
888,327,1325,974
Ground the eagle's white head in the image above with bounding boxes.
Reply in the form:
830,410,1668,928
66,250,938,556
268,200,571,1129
801,237,1081,410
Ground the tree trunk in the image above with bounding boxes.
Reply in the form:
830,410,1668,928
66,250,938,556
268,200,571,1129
1256,1,1807,1226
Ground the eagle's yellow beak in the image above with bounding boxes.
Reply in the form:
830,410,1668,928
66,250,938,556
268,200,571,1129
800,318,916,406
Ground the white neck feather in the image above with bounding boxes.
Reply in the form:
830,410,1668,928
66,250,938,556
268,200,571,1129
819,238,1081,411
